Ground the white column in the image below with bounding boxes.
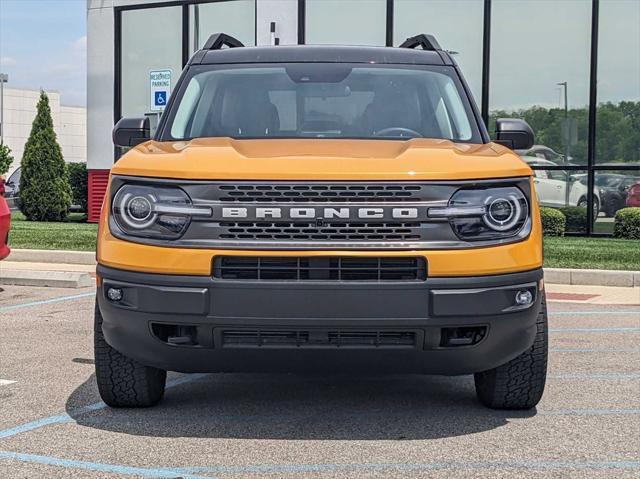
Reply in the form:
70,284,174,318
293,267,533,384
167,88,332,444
256,0,298,46
87,0,115,170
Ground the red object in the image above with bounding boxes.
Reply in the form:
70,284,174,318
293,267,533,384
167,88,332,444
0,178,10,260
546,292,600,301
88,169,110,223
626,182,640,208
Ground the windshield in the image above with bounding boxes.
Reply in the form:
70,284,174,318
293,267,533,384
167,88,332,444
161,63,481,143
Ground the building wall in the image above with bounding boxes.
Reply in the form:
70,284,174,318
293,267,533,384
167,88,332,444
1,87,87,178
86,0,640,232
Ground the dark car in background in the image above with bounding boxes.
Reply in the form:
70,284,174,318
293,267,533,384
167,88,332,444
4,167,21,210
574,173,640,217
598,175,640,216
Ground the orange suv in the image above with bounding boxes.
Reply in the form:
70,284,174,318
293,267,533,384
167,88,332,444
96,34,546,410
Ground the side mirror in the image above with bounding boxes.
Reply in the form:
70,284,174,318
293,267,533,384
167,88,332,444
113,117,150,148
494,118,534,150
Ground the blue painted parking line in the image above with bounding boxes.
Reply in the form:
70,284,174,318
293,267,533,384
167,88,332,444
550,311,640,315
548,373,640,380
549,327,640,333
0,291,95,313
175,459,640,475
0,414,72,440
0,451,214,479
1,453,637,478
0,373,208,441
550,348,640,353
539,408,640,416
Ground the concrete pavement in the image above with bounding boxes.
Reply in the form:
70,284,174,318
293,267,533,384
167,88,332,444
0,284,638,478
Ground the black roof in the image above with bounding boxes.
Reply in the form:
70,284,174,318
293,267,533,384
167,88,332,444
192,45,452,66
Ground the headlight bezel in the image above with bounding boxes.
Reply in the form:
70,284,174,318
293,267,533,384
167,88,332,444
110,182,212,240
429,183,531,242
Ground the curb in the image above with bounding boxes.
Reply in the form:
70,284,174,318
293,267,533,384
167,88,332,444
544,268,640,288
0,270,93,289
8,249,96,265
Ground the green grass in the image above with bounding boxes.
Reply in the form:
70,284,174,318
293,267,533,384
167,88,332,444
6,212,640,270
543,236,640,270
8,211,98,252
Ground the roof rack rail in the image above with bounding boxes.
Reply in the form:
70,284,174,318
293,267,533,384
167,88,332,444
399,34,441,51
203,33,244,50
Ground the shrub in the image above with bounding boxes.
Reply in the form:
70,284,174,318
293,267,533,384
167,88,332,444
559,206,587,234
0,143,13,176
540,207,565,236
67,162,88,212
613,208,640,240
19,91,72,221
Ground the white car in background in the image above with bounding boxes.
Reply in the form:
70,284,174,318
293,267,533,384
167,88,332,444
523,158,600,216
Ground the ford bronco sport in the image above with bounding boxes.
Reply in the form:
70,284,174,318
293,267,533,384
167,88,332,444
96,33,546,410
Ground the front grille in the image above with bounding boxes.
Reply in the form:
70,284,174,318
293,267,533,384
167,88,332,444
213,256,427,281
217,184,425,203
217,221,423,241
220,329,418,348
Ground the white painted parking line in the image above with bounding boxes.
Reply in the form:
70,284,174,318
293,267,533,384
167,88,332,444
0,379,16,386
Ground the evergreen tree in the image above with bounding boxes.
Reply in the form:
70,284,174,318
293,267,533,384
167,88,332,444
19,91,72,221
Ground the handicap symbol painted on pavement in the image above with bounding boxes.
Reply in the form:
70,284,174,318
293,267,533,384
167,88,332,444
154,91,167,107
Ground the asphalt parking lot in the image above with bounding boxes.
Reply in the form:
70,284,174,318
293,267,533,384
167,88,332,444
0,284,638,478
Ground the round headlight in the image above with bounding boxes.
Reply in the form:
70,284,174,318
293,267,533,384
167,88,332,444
127,196,153,221
484,195,522,231
116,192,157,229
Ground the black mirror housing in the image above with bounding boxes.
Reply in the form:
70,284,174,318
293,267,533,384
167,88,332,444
113,117,150,148
494,118,534,150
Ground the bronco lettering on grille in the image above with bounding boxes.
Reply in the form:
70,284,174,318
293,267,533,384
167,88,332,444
220,206,424,221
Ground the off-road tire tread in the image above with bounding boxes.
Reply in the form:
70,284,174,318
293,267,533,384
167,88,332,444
474,293,548,410
94,301,166,407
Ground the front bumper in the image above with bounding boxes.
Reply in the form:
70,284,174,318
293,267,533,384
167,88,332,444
96,265,543,375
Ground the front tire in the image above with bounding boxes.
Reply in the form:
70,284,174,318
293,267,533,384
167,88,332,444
94,301,166,407
474,293,548,410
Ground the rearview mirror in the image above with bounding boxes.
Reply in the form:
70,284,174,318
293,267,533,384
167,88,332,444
494,118,534,150
113,117,150,148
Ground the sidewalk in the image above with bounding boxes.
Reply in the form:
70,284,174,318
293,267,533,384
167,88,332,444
1,261,95,274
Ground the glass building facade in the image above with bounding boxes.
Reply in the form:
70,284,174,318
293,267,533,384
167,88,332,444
105,0,640,234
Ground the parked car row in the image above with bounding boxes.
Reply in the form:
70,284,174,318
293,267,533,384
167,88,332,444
522,157,601,216
3,167,21,209
518,147,640,217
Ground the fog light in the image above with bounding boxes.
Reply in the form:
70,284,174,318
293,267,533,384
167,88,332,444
515,290,533,306
107,287,123,302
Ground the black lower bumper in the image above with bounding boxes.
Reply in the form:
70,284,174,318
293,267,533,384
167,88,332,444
96,265,543,375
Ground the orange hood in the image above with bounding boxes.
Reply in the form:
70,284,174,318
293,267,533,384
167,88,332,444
111,138,531,181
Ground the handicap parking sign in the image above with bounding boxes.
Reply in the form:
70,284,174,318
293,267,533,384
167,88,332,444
149,70,172,112
154,91,167,107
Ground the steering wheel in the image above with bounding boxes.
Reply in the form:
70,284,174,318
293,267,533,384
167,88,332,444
373,127,422,138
